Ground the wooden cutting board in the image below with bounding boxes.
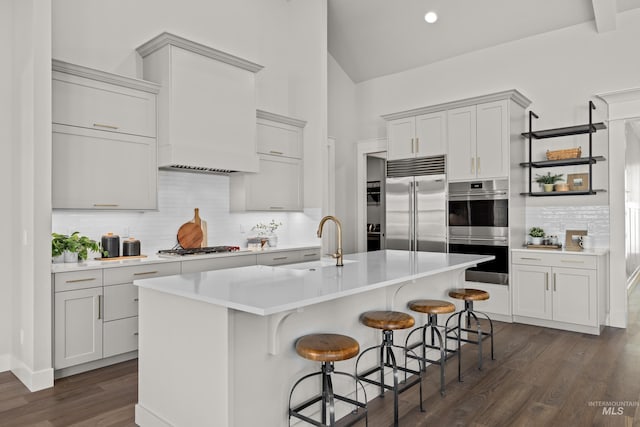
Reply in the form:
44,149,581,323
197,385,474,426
192,208,208,248
177,221,203,249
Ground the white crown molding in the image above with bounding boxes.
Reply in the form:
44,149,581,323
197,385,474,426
256,110,307,128
52,59,160,94
381,89,532,121
136,32,264,73
597,87,640,121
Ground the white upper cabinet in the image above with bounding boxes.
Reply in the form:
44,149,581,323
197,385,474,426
51,60,160,210
53,70,157,138
387,111,446,160
137,33,263,173
448,100,509,181
230,110,306,212
382,90,530,181
475,100,509,180
447,105,477,181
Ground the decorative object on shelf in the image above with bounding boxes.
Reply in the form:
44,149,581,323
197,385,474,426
52,232,104,263
534,172,564,192
554,182,569,192
546,147,581,161
252,219,282,247
528,227,545,245
565,229,588,251
521,101,606,197
367,181,381,205
567,173,589,191
579,235,594,249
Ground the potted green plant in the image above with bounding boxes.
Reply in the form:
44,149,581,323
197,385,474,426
528,227,545,245
535,172,564,192
52,232,103,263
252,220,283,247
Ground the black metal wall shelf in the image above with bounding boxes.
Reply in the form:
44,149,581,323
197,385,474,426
521,100,606,197
521,122,606,139
519,156,606,168
520,190,606,197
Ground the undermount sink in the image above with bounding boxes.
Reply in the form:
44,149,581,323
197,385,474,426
281,258,358,270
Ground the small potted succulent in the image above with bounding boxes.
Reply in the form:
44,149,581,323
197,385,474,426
528,227,545,245
252,220,283,247
52,232,103,263
535,172,564,192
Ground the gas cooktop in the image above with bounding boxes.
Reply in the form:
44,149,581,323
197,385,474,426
158,246,242,257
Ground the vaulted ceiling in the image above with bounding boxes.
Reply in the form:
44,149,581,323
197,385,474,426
328,0,640,83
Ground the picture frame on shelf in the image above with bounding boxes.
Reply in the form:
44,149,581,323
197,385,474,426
565,229,587,251
567,173,589,191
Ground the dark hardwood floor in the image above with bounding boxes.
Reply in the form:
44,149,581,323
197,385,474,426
2,287,640,426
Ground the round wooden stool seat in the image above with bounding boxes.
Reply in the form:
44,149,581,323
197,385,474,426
448,288,490,301
295,333,360,362
360,310,415,331
407,299,456,315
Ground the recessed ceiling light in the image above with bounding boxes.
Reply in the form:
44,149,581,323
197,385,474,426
424,11,438,24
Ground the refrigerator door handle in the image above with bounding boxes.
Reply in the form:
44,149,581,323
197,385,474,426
409,181,414,251
413,180,419,251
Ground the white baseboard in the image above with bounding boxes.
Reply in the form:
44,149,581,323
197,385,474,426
10,356,54,392
0,353,9,372
136,404,173,427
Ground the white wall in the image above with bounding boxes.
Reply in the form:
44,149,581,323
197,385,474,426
0,0,14,371
10,0,54,390
328,54,359,252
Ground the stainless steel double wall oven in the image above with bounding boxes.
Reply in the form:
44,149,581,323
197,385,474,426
448,179,509,285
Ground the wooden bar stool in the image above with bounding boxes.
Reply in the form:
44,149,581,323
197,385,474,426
444,288,495,381
355,311,424,427
404,299,456,396
289,333,368,427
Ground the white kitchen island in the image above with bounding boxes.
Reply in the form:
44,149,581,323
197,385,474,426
133,250,493,427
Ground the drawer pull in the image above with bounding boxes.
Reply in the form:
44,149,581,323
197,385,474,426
93,204,119,207
303,253,318,257
270,206,284,210
273,257,288,261
93,123,119,130
133,298,139,302
134,271,158,276
66,277,97,284
560,259,584,264
520,257,541,261
269,150,284,155
133,332,139,336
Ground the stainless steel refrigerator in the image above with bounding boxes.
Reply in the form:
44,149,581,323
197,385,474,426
385,156,446,252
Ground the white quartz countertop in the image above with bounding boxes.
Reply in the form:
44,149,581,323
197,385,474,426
512,248,609,256
50,245,321,273
133,250,494,316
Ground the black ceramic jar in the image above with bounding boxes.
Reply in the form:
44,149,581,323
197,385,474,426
122,238,141,256
101,232,120,258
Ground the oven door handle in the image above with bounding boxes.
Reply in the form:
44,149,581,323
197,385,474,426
449,236,508,245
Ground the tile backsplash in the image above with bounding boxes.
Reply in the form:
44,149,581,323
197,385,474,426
52,171,320,256
526,205,609,248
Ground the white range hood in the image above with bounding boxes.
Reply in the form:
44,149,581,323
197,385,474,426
137,32,263,174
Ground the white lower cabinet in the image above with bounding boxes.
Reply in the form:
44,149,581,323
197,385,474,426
54,287,103,369
511,250,606,335
104,317,139,358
